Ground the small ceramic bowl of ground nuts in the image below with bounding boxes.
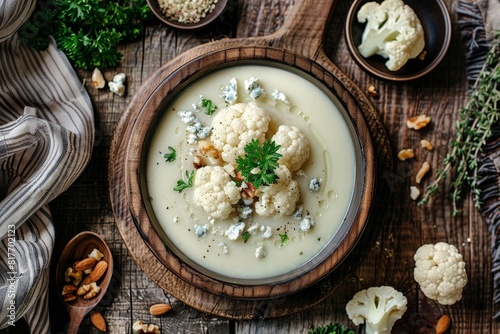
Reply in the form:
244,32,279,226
147,0,229,30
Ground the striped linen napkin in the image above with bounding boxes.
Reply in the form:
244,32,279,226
0,0,94,332
457,0,500,319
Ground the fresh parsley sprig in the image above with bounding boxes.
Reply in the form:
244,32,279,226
236,139,282,189
200,98,217,115
419,33,500,214
174,170,194,193
20,0,151,70
163,146,177,162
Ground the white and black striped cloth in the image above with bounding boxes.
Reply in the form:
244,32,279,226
0,0,94,332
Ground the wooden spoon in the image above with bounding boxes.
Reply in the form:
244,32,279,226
55,231,113,334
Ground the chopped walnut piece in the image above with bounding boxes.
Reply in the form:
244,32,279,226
397,149,414,161
83,282,101,299
416,162,431,184
241,182,257,199
197,140,222,166
407,114,431,130
62,284,78,302
420,139,434,151
133,320,160,334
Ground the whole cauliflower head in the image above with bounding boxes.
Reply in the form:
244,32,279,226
193,166,241,220
346,286,407,334
357,0,425,71
255,165,299,216
272,125,310,172
211,102,271,165
414,242,468,305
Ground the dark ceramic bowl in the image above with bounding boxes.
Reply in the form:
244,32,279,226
345,0,451,81
147,0,228,30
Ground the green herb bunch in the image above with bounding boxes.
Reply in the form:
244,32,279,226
308,322,355,334
19,0,151,70
419,33,500,214
236,139,282,189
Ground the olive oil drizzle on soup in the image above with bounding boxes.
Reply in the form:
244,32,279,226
146,65,357,280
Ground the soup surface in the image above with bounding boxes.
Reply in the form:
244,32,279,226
145,64,358,281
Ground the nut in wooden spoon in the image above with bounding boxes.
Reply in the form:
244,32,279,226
56,231,113,334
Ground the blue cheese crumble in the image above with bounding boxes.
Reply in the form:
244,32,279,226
194,224,210,237
238,204,253,219
220,78,238,104
271,89,290,104
260,226,273,239
299,214,315,231
309,177,322,192
292,206,303,220
177,110,211,144
244,77,266,100
224,221,245,240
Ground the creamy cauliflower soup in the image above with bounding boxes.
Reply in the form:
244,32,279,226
145,64,359,281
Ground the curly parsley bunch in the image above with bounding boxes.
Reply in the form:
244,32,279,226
19,0,151,70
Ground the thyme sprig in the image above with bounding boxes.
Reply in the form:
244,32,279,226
419,34,500,214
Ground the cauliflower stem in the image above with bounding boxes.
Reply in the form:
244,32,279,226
346,286,407,334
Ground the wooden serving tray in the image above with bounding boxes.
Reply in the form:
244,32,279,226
109,0,392,319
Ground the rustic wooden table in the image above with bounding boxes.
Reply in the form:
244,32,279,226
36,0,498,333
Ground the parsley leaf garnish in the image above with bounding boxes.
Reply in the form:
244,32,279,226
200,98,217,115
163,146,176,162
279,233,289,246
174,170,194,193
243,231,251,243
236,139,282,189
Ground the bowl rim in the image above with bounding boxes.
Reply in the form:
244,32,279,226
345,0,452,81
146,0,229,30
123,46,376,299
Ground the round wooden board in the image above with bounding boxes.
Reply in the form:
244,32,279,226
109,0,393,319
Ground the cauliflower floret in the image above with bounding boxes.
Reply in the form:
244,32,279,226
272,125,310,172
357,0,425,71
255,165,299,216
193,166,241,219
210,102,271,165
413,242,468,305
346,286,407,334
